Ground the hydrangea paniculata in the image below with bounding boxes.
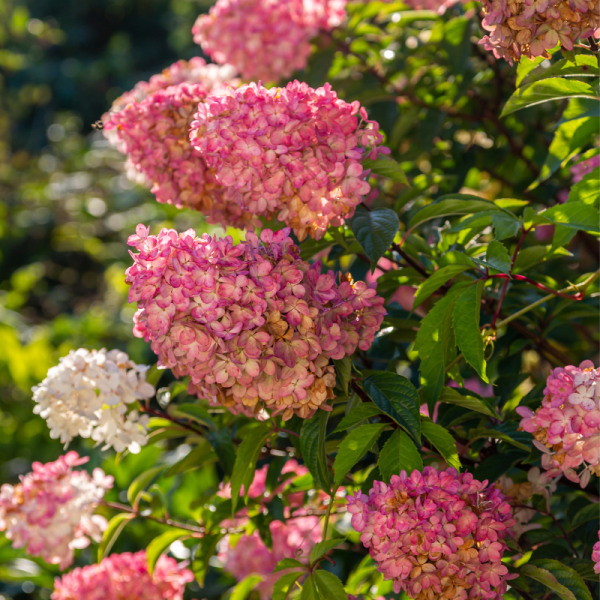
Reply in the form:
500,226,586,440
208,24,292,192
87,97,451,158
33,348,155,453
101,59,257,230
478,0,600,64
347,467,516,600
192,0,347,82
517,360,600,487
190,81,390,240
51,550,193,600
126,225,385,420
0,452,113,569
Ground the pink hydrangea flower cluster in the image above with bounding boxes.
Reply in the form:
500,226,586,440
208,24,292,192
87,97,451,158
190,81,390,241
517,360,600,488
571,154,600,183
592,531,600,574
347,468,516,600
478,0,600,64
192,0,347,83
220,517,322,599
51,550,193,600
0,452,113,569
125,224,385,420
101,59,258,230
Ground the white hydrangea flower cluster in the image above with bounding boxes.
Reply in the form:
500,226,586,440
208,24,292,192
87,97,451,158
32,348,155,453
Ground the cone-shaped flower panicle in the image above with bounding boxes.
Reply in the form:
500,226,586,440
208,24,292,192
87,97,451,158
51,550,193,600
192,0,347,83
0,452,113,569
190,81,390,241
517,360,600,487
33,348,155,453
478,0,600,64
125,224,385,420
101,59,257,229
347,467,517,600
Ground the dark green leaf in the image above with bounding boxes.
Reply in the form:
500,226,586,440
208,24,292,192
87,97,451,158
309,538,345,564
334,355,352,395
468,427,530,451
207,429,236,477
520,564,577,600
472,450,527,481
522,55,599,86
485,240,511,274
333,423,388,489
231,424,272,512
536,201,600,234
165,442,216,477
127,465,165,505
409,195,503,229
147,529,190,575
334,403,384,432
362,371,421,444
169,403,217,430
300,411,331,493
98,513,134,561
438,387,496,418
454,281,487,382
422,420,461,470
502,78,599,117
274,558,306,572
413,265,469,308
378,429,423,482
272,571,305,600
351,206,400,270
192,534,222,587
491,213,522,240
300,575,320,600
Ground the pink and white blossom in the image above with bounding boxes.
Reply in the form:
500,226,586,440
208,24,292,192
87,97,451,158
51,550,193,599
190,81,389,240
0,452,113,569
347,467,517,600
125,225,385,420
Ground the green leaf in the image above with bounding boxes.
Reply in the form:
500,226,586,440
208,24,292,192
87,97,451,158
165,442,216,477
570,503,600,528
127,465,165,505
454,281,487,382
145,364,165,388
230,424,272,512
207,429,237,477
351,206,400,270
274,558,306,573
491,213,522,240
485,240,511,274
334,403,384,432
422,420,461,470
516,55,548,86
333,423,387,489
300,411,331,493
468,427,530,451
530,559,592,600
314,570,348,600
147,529,190,575
334,355,352,395
413,265,469,308
230,574,264,600
569,170,599,205
169,403,216,430
521,564,577,600
521,55,599,86
571,561,600,582
272,571,305,600
191,533,222,587
97,513,134,561
415,284,468,412
559,97,600,125
378,429,423,482
309,538,346,564
530,117,599,188
362,371,421,444
536,201,600,234
300,575,320,600
501,78,599,117
512,244,571,273
409,195,503,229
438,387,496,417
363,156,409,185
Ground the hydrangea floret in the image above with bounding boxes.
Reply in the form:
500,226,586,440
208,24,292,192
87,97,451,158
101,59,257,230
0,452,113,569
190,81,390,240
347,467,517,600
125,224,385,420
478,0,600,64
517,360,600,487
192,0,347,82
32,348,155,453
51,550,193,600
592,531,600,574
